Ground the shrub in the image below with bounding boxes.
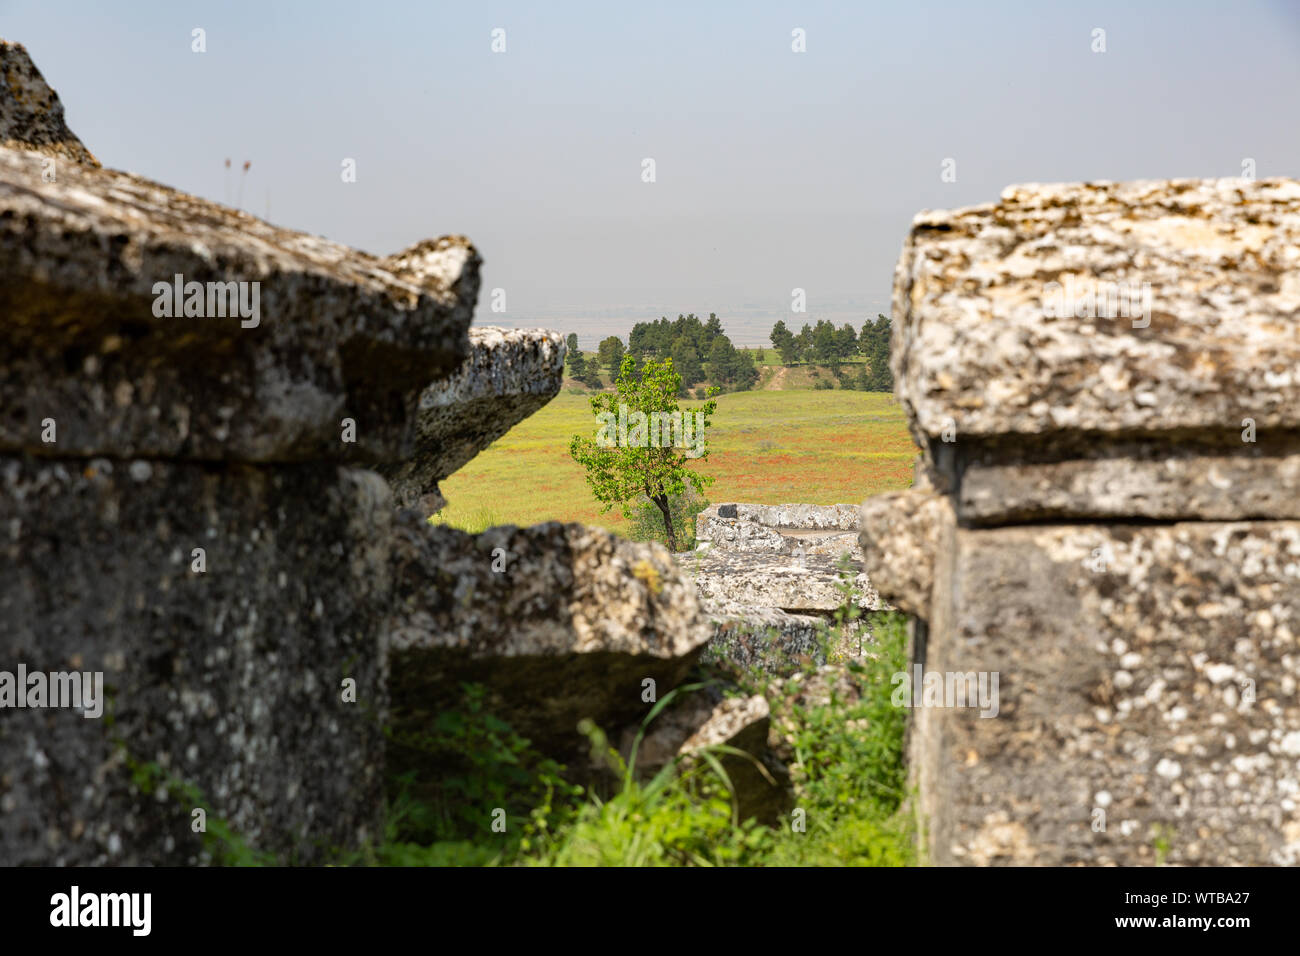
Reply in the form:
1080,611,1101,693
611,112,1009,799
518,700,772,866
625,487,709,551
743,609,914,866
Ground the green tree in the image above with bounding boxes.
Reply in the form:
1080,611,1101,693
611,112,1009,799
580,361,604,389
770,320,799,365
835,323,858,359
703,313,724,342
569,355,716,552
862,314,893,391
567,333,588,379
670,339,704,387
597,336,625,377
706,336,736,384
797,323,814,360
812,320,837,364
732,347,758,390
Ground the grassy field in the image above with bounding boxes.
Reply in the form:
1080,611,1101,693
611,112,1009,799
437,385,918,534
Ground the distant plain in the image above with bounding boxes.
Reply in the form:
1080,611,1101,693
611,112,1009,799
437,370,918,534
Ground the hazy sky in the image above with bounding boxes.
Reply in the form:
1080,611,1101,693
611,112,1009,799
5,1,1299,345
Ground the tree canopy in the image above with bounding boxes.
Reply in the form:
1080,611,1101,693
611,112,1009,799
568,355,716,551
627,313,756,394
766,314,892,390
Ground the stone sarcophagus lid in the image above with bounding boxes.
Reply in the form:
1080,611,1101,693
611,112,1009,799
861,178,1300,865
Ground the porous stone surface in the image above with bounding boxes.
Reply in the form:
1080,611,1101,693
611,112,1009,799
893,178,1300,456
858,489,953,619
0,458,391,865
380,326,565,513
695,504,862,560
0,145,480,462
700,605,829,673
696,513,860,556
957,434,1300,525
700,603,878,676
877,177,1300,866
683,549,882,613
699,502,860,533
688,502,886,673
917,521,1300,866
692,503,873,605
387,516,712,758
695,514,788,552
0,40,98,166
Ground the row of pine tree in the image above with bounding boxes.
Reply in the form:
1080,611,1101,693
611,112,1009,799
562,312,892,394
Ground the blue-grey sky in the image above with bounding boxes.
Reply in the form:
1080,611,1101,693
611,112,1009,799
5,0,1299,345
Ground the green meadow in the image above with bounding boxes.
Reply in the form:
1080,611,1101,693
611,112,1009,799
437,385,919,533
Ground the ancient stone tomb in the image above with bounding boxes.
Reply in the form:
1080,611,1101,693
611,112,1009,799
862,178,1300,865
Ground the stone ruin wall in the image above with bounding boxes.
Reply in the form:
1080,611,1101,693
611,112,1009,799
861,178,1300,865
686,501,892,674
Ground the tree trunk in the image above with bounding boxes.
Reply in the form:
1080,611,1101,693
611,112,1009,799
653,494,678,552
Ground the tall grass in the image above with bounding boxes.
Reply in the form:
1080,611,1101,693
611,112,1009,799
367,582,916,866
430,506,504,534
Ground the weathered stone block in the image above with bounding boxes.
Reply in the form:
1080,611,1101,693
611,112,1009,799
700,603,878,675
699,502,860,534
681,549,881,613
893,178,1300,457
386,517,711,760
0,146,480,463
380,326,565,513
696,514,788,552
956,435,1300,525
859,489,952,619
702,607,828,672
874,178,1300,866
0,458,391,864
915,521,1300,866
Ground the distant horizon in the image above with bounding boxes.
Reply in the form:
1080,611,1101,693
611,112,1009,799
5,0,1298,352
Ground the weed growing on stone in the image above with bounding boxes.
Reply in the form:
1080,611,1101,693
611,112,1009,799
364,610,915,865
122,757,277,866
739,611,914,866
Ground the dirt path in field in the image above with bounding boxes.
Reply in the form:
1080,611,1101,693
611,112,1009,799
764,365,790,390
